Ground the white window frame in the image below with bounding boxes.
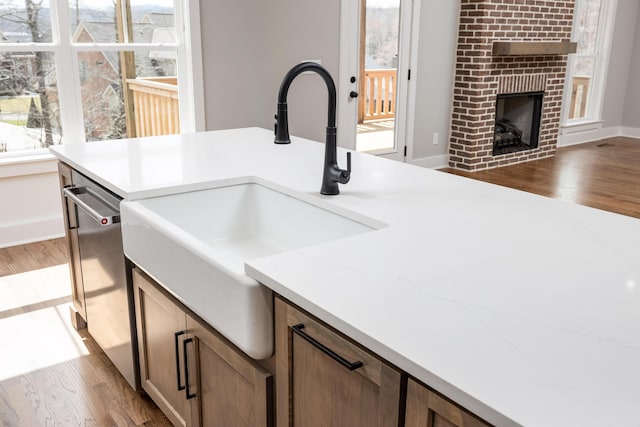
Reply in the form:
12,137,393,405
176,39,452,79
0,0,204,161
561,0,617,132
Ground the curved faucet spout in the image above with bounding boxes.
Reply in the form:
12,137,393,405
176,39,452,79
274,62,351,195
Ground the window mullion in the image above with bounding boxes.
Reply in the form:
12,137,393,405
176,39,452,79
50,0,86,144
176,1,205,132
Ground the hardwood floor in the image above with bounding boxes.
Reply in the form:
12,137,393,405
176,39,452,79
0,239,171,427
443,136,640,219
0,238,68,278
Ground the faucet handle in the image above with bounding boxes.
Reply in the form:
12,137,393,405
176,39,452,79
338,152,351,184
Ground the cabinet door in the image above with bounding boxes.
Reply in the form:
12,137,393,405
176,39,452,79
275,297,401,427
405,379,491,427
58,162,86,326
133,269,191,427
185,313,273,427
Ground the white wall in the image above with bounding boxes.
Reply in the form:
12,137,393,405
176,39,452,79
0,156,65,248
622,2,640,129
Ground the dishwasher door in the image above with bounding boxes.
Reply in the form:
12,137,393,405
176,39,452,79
64,172,137,389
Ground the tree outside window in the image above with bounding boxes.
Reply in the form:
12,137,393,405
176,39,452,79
0,0,184,155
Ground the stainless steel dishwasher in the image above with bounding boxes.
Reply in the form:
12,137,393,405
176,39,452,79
63,171,138,389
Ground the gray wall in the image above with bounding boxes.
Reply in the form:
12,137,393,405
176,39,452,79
198,0,460,164
199,0,272,131
602,0,639,129
199,0,341,143
269,0,342,144
411,2,460,160
622,2,640,128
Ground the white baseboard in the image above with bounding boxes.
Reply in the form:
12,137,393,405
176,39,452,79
409,154,449,169
558,125,640,147
557,125,621,147
620,127,640,139
0,216,65,249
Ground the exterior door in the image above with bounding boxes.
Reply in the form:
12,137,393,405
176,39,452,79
338,0,419,161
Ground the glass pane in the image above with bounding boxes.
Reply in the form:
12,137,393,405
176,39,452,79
568,56,594,120
77,50,178,141
131,0,175,43
0,0,53,43
356,0,400,153
574,0,601,55
0,51,62,153
70,0,175,44
70,1,119,43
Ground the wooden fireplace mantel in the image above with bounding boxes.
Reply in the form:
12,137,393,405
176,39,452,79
492,40,577,56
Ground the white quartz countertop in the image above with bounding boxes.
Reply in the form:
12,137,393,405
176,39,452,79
51,128,640,427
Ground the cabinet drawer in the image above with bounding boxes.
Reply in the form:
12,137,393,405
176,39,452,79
405,378,492,427
275,296,401,427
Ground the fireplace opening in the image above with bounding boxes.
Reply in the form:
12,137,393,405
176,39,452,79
493,91,544,156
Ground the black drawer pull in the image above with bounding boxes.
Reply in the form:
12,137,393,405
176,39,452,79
183,338,197,400
292,323,363,371
174,331,186,391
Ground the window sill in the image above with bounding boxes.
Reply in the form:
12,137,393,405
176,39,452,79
0,152,58,179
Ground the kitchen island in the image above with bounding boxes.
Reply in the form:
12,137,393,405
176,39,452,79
51,127,640,427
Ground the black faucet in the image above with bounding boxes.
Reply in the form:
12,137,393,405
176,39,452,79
274,62,351,196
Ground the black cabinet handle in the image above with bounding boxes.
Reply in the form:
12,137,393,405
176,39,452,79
349,91,358,98
291,323,363,371
174,331,186,391
183,338,197,400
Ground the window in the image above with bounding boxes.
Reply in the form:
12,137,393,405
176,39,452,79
0,0,203,156
563,0,616,125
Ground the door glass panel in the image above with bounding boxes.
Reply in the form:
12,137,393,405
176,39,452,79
0,51,62,152
356,0,401,153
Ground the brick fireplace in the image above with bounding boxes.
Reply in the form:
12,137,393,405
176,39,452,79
448,0,577,171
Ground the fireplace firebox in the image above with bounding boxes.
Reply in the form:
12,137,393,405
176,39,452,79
493,91,544,156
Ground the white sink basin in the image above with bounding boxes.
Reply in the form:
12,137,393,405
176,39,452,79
120,181,379,359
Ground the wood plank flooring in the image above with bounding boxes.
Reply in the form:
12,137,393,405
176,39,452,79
0,239,171,427
442,136,640,219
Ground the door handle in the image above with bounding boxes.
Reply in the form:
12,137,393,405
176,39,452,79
63,187,120,226
349,91,358,99
183,338,197,400
174,331,186,391
291,323,363,371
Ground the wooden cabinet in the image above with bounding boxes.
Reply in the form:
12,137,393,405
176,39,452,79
57,162,86,328
133,268,273,427
275,296,402,427
186,313,272,427
133,268,190,426
405,379,492,427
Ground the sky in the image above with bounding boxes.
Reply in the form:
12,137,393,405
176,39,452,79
367,0,400,7
1,0,174,9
